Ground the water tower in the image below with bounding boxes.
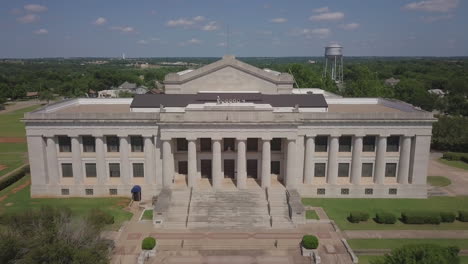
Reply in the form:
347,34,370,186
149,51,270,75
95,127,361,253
323,43,344,83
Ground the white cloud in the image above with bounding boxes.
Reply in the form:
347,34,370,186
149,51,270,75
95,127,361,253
17,14,40,23
202,21,219,31
309,12,344,21
111,26,135,33
180,38,202,46
167,18,195,27
137,40,148,45
270,17,287,23
293,28,331,39
34,28,48,35
93,17,107,25
151,37,160,41
421,14,454,22
217,42,227,47
313,6,329,13
403,0,459,12
193,16,205,22
24,4,48,13
340,23,360,30
258,30,273,35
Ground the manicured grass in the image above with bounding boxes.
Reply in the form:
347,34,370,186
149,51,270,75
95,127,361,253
439,158,468,170
0,153,25,177
302,197,468,230
356,255,383,264
0,105,42,137
461,256,468,264
427,176,452,187
349,239,468,250
142,209,153,220
306,210,319,220
0,176,133,230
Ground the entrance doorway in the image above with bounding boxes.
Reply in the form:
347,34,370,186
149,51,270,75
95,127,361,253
201,159,212,179
247,159,258,178
224,159,235,178
178,161,188,175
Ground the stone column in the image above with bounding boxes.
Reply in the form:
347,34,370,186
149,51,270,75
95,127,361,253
375,135,388,184
327,136,339,184
162,139,173,187
351,135,363,185
95,136,106,185
187,139,197,188
286,138,297,188
303,136,315,184
212,139,222,189
236,139,247,189
154,136,163,186
119,136,130,185
46,136,59,185
410,135,431,185
144,136,155,185
261,138,271,188
71,136,83,184
27,136,48,191
397,136,412,184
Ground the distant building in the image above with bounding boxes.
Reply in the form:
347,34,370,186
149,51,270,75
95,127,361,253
428,89,446,97
385,77,400,87
98,90,118,98
113,82,149,95
26,92,39,99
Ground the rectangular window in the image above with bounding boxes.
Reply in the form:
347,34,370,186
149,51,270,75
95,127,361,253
109,189,118,195
106,136,120,152
314,163,326,177
132,163,144,177
339,136,352,152
385,163,397,177
315,136,328,152
61,189,69,195
223,138,236,151
109,163,120,177
178,161,188,175
177,138,188,151
361,163,374,177
130,136,144,152
389,188,397,195
341,188,349,195
58,136,71,152
85,163,97,177
271,138,282,151
271,161,280,174
61,163,73,177
387,136,400,152
85,189,93,196
82,136,96,152
200,138,212,152
365,188,373,195
363,136,376,152
338,163,350,177
247,138,258,152
317,188,326,195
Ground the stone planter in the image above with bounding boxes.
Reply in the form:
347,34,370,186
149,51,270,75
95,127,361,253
301,246,317,257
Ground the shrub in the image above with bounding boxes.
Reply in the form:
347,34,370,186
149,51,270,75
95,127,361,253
375,212,397,224
442,152,468,163
459,211,468,222
348,211,369,223
375,244,460,264
301,235,319,249
0,165,29,191
142,237,156,250
87,209,114,228
401,212,441,225
440,212,456,223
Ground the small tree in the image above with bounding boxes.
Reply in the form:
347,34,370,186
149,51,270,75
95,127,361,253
142,237,156,250
301,235,319,249
39,89,55,104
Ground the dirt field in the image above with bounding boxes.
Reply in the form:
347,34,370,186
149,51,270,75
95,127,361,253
0,138,27,143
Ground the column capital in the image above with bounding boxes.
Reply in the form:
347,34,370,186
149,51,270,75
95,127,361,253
142,134,154,138
403,134,415,138
286,136,297,141
92,134,104,138
354,133,365,138
236,137,247,141
211,137,222,142
160,136,172,141
330,133,340,138
186,136,197,141
117,133,128,138
379,134,390,138
305,134,316,138
261,137,272,141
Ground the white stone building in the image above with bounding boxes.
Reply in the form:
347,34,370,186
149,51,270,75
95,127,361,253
24,55,435,199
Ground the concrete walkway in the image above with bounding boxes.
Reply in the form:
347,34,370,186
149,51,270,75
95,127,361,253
0,100,45,114
345,230,468,239
428,152,468,196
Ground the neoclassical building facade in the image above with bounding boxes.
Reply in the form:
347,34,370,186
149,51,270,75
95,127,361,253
25,56,435,199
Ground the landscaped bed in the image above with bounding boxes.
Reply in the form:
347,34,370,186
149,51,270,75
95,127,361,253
305,210,319,220
142,209,153,220
302,197,468,230
427,176,452,187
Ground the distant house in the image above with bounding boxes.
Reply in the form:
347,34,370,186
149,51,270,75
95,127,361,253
87,89,97,98
428,89,446,97
385,77,400,87
117,81,137,90
108,82,149,97
26,91,39,99
98,90,118,98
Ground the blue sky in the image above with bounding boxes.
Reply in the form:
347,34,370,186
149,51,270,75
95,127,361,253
1,0,467,58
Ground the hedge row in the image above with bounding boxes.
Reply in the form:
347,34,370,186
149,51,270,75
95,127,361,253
348,211,463,225
0,165,29,191
442,152,468,163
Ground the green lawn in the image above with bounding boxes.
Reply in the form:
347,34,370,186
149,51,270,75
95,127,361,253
0,105,42,137
142,209,153,220
358,255,468,264
306,210,319,220
0,176,133,229
427,176,452,187
0,153,25,178
302,197,468,230
349,239,468,250
439,158,468,170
